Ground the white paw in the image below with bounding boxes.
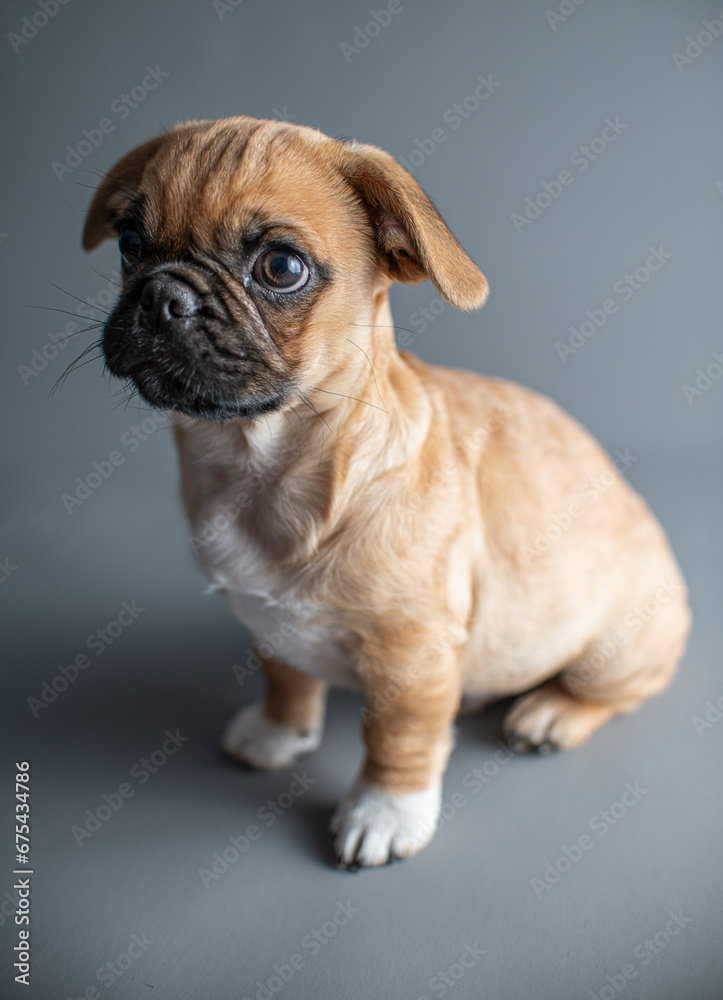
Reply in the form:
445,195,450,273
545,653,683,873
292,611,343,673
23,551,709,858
330,779,441,868
220,703,321,769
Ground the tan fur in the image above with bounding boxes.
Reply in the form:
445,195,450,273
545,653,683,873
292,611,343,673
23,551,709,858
263,657,326,733
84,117,691,860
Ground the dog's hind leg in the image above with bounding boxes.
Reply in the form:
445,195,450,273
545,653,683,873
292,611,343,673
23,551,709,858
503,585,691,753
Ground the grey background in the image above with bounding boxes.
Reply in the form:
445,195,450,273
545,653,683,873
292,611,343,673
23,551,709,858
1,0,722,997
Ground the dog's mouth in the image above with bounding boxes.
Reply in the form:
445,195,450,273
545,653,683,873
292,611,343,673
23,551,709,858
120,364,291,420
102,267,295,420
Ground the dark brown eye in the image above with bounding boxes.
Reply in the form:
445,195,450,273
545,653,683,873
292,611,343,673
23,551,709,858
253,248,309,292
119,230,143,266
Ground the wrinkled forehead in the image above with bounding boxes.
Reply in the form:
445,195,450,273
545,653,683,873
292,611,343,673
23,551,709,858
131,120,359,259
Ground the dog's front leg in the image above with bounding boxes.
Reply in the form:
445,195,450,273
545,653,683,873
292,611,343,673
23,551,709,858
332,639,462,868
220,656,327,769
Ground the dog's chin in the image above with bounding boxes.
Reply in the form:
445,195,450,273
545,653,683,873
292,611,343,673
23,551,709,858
123,368,289,421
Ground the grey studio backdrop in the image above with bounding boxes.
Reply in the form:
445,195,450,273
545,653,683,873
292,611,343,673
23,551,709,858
1,0,722,998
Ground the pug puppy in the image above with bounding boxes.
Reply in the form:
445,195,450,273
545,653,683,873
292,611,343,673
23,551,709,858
83,117,691,868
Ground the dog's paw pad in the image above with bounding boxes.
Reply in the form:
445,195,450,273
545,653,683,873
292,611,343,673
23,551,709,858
503,683,614,752
220,703,321,769
330,780,440,868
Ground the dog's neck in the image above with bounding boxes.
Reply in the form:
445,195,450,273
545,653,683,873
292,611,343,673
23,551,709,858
173,288,434,552
177,290,431,474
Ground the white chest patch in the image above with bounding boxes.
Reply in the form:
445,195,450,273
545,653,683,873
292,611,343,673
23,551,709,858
195,516,361,690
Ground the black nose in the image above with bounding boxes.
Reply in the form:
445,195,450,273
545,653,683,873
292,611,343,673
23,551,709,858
140,277,199,332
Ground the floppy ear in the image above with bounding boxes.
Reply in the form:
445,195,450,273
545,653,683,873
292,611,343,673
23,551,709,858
337,141,488,310
82,134,168,251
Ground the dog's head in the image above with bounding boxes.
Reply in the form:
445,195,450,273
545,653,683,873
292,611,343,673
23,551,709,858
83,116,488,420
